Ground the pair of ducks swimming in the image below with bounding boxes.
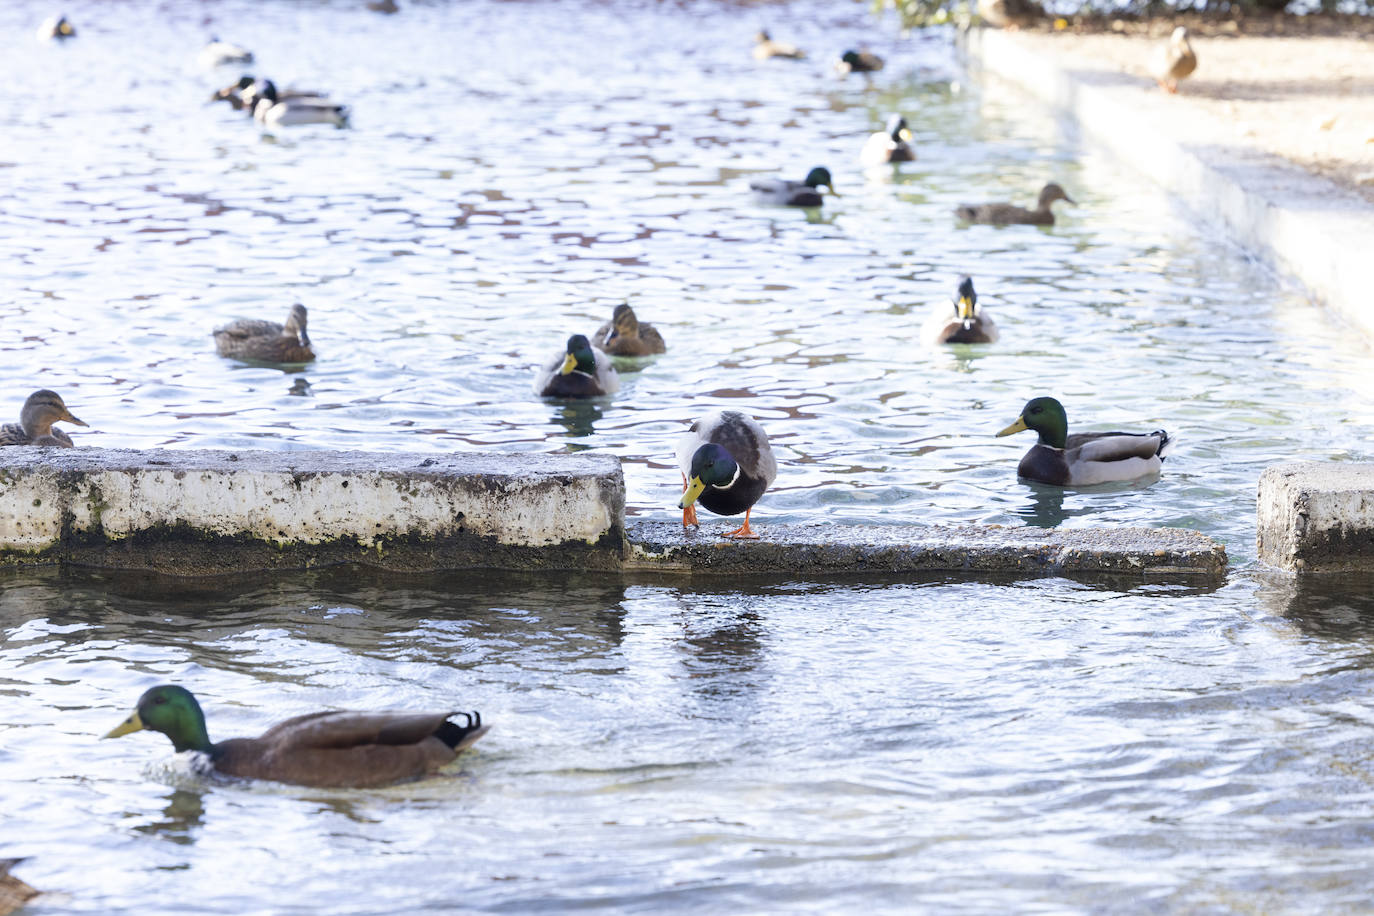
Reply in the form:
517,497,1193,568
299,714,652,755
750,31,886,77
212,76,350,128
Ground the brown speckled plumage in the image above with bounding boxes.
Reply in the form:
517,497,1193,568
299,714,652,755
592,304,666,357
0,390,87,447
213,303,315,363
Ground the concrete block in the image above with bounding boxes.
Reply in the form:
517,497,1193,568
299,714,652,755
1258,462,1374,573
626,520,1226,580
0,448,625,575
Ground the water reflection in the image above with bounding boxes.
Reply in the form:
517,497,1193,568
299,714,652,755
133,789,205,846
1257,571,1374,639
548,400,603,443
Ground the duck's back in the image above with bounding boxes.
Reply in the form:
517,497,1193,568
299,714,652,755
0,422,29,447
957,202,1050,225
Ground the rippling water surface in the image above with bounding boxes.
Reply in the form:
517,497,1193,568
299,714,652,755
4,0,1374,911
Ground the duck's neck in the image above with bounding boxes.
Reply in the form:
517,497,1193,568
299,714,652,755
167,706,214,754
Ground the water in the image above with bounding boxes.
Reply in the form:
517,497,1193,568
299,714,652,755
3,0,1374,911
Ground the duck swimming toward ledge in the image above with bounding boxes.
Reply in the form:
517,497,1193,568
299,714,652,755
996,396,1174,486
104,684,488,789
750,166,837,208
213,303,315,363
535,334,620,398
955,182,1073,226
0,390,88,447
678,410,777,540
921,276,997,345
592,304,666,357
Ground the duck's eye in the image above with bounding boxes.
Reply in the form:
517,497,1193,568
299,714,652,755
153,694,167,705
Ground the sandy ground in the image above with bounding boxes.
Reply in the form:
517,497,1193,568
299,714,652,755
993,19,1374,203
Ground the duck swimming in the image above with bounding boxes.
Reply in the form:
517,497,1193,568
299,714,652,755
535,334,620,398
104,685,488,789
996,396,1174,486
860,114,916,167
678,410,777,539
198,38,253,69
955,182,1073,226
252,80,350,128
750,166,837,208
213,303,315,363
0,390,88,447
753,30,805,60
592,304,666,357
921,276,997,345
835,49,884,75
36,15,75,41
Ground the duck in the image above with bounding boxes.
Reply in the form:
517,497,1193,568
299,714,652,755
996,396,1174,486
212,77,329,112
753,29,805,60
535,334,620,398
0,390,87,447
1,859,39,916
213,303,315,363
1151,26,1197,93
198,38,253,69
591,304,666,357
103,685,488,789
921,277,998,345
252,80,350,128
955,182,1074,226
834,49,884,75
366,0,401,11
860,114,916,167
677,410,777,540
749,166,837,208
977,0,1045,29
36,15,75,41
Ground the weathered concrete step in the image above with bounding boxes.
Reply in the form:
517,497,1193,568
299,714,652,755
0,448,625,575
1258,462,1374,574
625,520,1226,579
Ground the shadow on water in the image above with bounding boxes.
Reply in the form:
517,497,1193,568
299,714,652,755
1256,571,1374,639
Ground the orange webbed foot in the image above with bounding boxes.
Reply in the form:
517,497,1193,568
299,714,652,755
720,510,760,540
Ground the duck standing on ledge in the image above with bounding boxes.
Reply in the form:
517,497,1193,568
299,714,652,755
753,30,805,60
996,396,1174,486
955,182,1073,225
213,303,316,363
592,304,666,357
750,166,837,208
104,685,488,789
535,334,620,397
0,390,88,447
678,410,777,539
921,277,998,345
860,114,916,167
1151,26,1197,93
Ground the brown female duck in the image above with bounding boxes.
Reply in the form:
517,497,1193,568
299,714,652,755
955,182,1073,226
0,390,87,447
104,685,488,789
1,859,39,916
592,304,666,357
1151,26,1197,93
213,303,315,363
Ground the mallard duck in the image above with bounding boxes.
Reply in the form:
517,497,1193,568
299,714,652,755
834,49,883,75
36,15,75,41
0,390,87,447
591,304,666,357
1,859,39,916
750,166,837,208
198,38,253,69
1151,26,1197,93
977,0,1045,29
103,685,488,789
212,77,329,112
367,0,400,12
921,277,997,345
753,30,805,61
860,114,916,167
252,80,350,128
535,334,620,398
213,303,315,363
955,182,1073,226
996,396,1174,486
677,410,777,539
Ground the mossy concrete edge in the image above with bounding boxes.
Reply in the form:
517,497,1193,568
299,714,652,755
1257,462,1374,574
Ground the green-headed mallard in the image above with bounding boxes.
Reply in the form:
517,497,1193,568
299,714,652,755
0,390,87,447
591,304,666,357
252,80,350,129
1,859,39,915
753,30,805,61
996,396,1174,486
104,685,487,789
921,276,997,345
835,49,883,75
677,410,777,540
198,38,253,70
750,166,837,208
213,303,315,363
535,334,620,398
1151,26,1197,93
212,77,328,113
955,182,1073,226
36,15,75,41
860,114,915,167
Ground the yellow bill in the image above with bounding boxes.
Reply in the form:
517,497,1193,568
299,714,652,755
996,416,1028,438
679,476,706,509
957,295,975,320
558,352,578,376
103,710,145,739
898,128,913,142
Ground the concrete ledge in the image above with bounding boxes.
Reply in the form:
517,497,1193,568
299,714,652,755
959,28,1374,340
0,448,625,575
625,520,1226,579
1258,462,1374,573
